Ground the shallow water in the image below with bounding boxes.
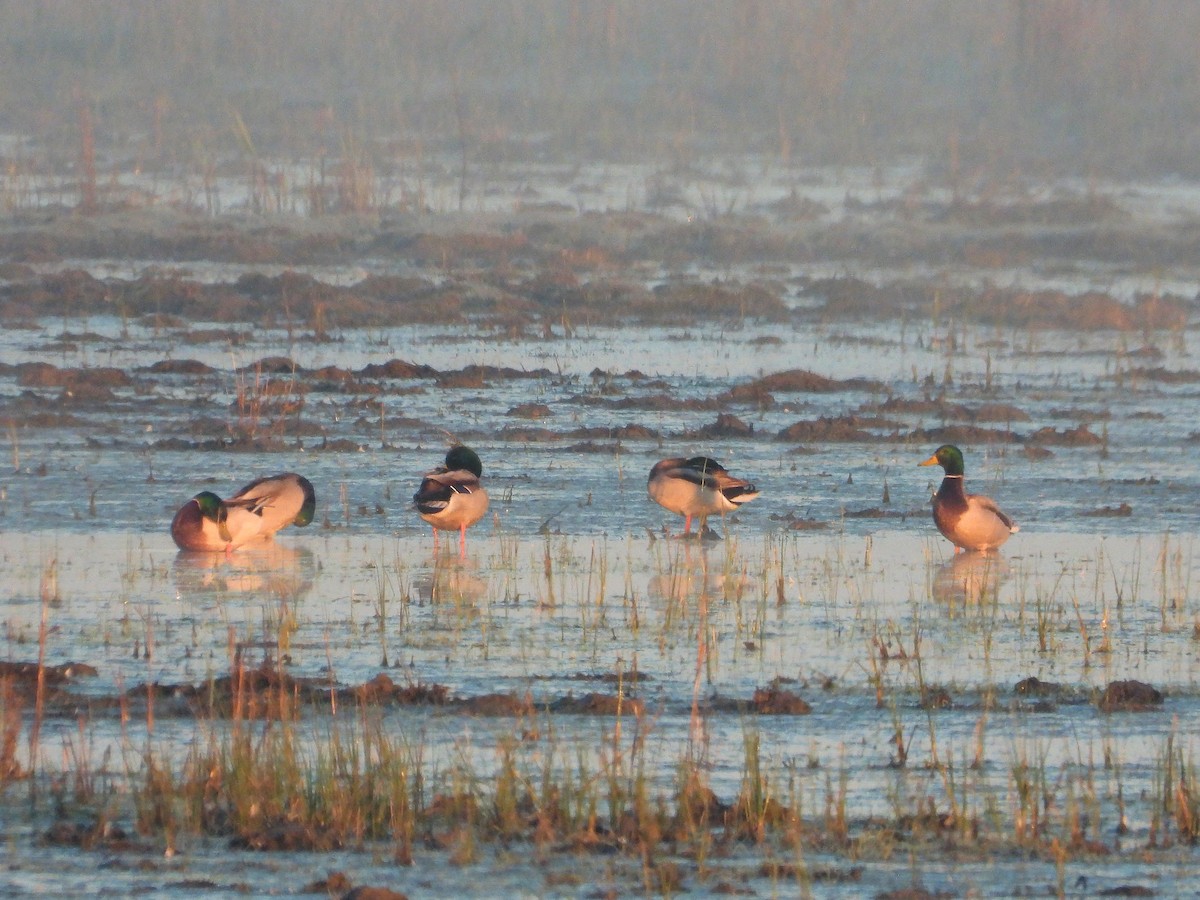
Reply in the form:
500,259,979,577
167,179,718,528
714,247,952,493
4,159,1200,895
4,526,1200,895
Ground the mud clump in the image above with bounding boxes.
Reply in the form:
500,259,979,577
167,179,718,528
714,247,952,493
1124,366,1200,384
875,397,1031,423
302,872,353,896
16,362,131,389
569,423,659,441
1081,502,1133,518
1013,676,1064,698
549,692,645,715
919,686,953,710
750,685,812,715
144,358,217,375
942,195,1129,227
0,660,98,701
498,425,560,442
724,368,884,407
688,412,754,438
352,672,450,706
801,274,1189,330
753,368,883,393
1026,425,1103,446
844,506,907,520
577,392,722,412
433,364,553,389
359,359,437,379
508,402,553,419
976,288,1188,331
1097,680,1163,712
230,823,344,852
908,425,1018,445
565,670,652,684
343,887,410,900
778,416,878,443
456,693,534,716
125,666,454,720
39,820,141,852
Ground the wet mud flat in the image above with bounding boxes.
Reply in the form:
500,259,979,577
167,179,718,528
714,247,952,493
3,181,1200,897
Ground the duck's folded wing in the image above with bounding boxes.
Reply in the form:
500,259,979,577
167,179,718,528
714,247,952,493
671,457,727,490
713,470,760,503
413,473,479,513
974,495,1017,531
230,475,288,514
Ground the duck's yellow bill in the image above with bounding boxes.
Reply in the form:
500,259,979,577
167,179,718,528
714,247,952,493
918,454,939,467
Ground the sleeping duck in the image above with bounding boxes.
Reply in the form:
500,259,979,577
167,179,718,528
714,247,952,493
413,445,489,555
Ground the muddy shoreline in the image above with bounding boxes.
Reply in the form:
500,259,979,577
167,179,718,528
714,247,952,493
0,205,1194,332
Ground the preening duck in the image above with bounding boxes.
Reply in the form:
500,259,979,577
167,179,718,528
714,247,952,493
647,456,760,535
919,445,1017,553
171,473,316,554
413,445,489,554
226,472,317,533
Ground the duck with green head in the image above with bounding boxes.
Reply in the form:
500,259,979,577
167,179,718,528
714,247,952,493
919,445,1017,553
171,473,316,554
413,445,489,555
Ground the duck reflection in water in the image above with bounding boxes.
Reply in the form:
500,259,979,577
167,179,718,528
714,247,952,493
173,542,316,602
932,551,1011,607
413,553,488,607
645,539,751,610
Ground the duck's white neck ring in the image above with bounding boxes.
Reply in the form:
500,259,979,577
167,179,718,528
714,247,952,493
941,474,964,479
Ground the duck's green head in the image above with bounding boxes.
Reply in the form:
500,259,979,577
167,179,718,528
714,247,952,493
293,475,317,527
445,445,483,477
919,444,965,475
191,491,226,522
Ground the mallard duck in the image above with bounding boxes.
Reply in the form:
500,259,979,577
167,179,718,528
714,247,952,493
413,445,489,554
919,445,1017,552
648,456,760,535
227,472,317,533
171,473,316,554
171,490,264,553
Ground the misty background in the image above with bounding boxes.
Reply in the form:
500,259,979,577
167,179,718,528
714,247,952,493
1,0,1197,182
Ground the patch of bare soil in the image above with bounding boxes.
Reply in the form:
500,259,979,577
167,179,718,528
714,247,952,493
723,368,884,408
683,413,755,439
906,425,1019,445
1124,366,1200,383
748,685,812,714
1081,503,1133,518
3,661,675,722
2,210,1194,332
1026,425,1103,446
873,397,1031,423
777,416,891,443
940,195,1129,227
16,362,131,389
1096,680,1163,712
574,392,725,412
800,275,1191,329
